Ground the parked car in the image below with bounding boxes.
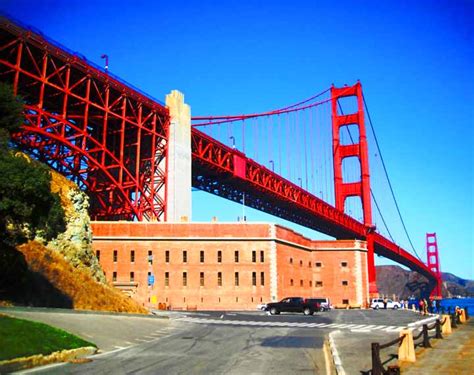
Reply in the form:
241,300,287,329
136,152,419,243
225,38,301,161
265,297,320,315
256,303,267,311
370,298,401,310
309,297,332,311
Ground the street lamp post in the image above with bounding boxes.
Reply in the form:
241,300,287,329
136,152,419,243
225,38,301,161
101,54,109,71
269,160,274,172
229,136,236,149
297,177,302,188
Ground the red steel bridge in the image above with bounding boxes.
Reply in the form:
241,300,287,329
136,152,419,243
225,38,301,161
0,17,442,296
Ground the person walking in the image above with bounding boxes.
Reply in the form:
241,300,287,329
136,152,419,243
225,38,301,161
383,297,388,310
419,298,425,315
423,298,429,315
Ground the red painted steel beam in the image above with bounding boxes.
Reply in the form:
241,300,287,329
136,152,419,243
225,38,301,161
0,17,169,221
331,82,373,226
0,17,438,287
426,233,443,298
191,128,438,286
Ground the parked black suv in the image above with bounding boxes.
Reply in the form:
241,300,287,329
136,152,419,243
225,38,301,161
265,297,320,316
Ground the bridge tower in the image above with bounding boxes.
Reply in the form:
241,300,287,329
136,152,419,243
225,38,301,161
426,233,442,298
331,82,377,295
165,90,192,222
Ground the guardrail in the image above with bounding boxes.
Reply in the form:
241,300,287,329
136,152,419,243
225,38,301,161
370,308,470,375
371,334,406,375
442,306,469,327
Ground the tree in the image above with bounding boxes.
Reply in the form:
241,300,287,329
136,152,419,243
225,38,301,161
0,82,66,245
0,82,23,150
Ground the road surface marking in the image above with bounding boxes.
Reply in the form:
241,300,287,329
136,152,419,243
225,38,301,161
175,316,414,333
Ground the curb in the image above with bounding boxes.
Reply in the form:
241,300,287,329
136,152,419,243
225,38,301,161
407,315,439,329
0,346,97,373
328,330,346,375
0,306,151,319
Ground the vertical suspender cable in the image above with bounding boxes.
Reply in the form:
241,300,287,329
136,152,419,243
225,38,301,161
304,109,309,190
242,118,245,153
278,115,282,175
363,94,420,259
269,115,273,170
337,100,394,237
286,113,291,181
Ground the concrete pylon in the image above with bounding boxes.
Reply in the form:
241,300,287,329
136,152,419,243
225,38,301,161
398,329,416,362
441,314,452,335
165,90,191,222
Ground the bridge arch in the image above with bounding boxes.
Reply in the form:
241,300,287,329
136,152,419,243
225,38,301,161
0,18,170,220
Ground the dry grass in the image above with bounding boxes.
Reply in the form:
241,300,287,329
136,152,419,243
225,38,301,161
49,170,76,216
17,241,148,314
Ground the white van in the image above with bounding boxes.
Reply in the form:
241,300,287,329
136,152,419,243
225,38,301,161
370,298,401,309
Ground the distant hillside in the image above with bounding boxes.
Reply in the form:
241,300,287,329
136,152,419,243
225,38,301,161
376,265,474,299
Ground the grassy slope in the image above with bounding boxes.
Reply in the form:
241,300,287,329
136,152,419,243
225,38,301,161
17,241,148,314
0,315,94,361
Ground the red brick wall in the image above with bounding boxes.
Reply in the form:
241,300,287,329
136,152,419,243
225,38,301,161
92,222,369,310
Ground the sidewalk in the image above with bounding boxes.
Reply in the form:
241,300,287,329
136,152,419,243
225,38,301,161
330,314,473,374
401,318,474,374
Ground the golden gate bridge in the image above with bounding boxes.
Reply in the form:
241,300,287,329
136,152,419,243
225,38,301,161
0,16,442,297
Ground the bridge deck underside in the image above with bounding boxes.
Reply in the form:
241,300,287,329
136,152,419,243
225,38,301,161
0,20,169,221
192,162,357,239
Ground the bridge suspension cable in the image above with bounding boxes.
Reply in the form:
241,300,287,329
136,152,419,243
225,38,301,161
362,94,422,261
191,87,332,126
192,88,336,206
192,86,421,261
336,101,394,241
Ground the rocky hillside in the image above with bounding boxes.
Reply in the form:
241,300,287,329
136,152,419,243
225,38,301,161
46,171,105,283
0,164,147,314
376,265,474,299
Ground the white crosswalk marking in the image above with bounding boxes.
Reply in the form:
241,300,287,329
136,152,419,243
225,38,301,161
176,316,426,333
175,316,413,333
349,324,367,329
363,325,378,329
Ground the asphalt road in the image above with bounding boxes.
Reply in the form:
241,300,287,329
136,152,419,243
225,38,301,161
2,307,436,374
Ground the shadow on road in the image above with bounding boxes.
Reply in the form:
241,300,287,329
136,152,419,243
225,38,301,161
261,335,324,348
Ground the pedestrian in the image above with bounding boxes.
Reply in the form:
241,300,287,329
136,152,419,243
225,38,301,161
431,299,437,313
419,298,424,315
423,298,429,315
400,299,404,309
383,297,388,310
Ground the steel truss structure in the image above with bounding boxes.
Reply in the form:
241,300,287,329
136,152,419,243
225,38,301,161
0,17,439,293
0,18,169,220
190,127,437,284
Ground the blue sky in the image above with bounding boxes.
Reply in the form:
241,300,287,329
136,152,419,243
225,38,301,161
2,1,473,279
